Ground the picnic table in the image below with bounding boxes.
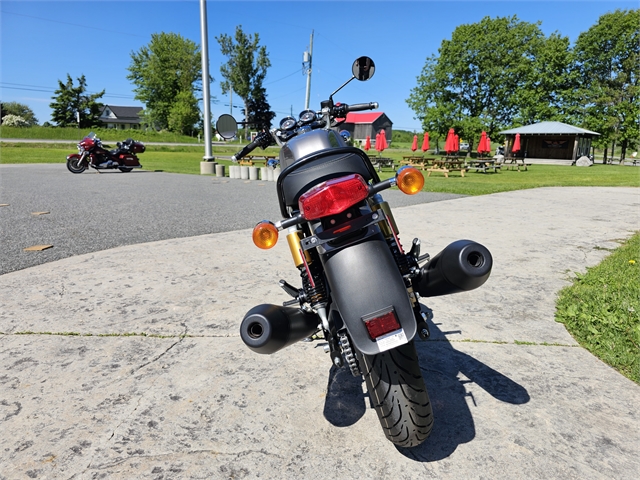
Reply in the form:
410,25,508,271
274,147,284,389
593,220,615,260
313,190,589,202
399,156,435,170
427,156,466,177
501,157,530,171
466,157,501,173
239,154,278,166
368,155,396,171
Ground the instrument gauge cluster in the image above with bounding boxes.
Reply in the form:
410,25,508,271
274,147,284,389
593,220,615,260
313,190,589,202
299,110,317,125
279,116,297,131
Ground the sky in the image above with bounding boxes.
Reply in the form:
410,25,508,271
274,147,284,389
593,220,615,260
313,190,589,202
1,0,636,132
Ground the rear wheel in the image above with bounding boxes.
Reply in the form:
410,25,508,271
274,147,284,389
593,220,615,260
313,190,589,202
359,340,433,447
118,167,133,172
66,157,86,174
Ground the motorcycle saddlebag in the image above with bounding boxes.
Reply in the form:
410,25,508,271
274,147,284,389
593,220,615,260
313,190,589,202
123,138,145,153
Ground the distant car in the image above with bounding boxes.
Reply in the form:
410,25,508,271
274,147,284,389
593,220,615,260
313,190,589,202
459,142,469,150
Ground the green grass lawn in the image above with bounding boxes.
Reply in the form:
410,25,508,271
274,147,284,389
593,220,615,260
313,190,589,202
556,233,640,384
3,142,638,195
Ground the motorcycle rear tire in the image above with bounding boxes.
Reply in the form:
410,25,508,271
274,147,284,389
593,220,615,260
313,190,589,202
359,340,433,448
118,167,133,173
67,158,86,174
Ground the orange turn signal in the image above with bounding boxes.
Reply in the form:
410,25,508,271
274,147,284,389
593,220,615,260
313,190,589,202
396,166,424,195
252,221,279,249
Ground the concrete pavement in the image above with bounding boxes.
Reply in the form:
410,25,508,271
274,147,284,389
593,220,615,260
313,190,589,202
1,186,639,479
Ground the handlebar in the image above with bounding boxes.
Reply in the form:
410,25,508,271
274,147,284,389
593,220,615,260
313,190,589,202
232,131,272,162
346,102,379,112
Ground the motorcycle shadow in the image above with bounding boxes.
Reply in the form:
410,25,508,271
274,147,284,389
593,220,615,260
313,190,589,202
322,305,529,461
397,305,530,461
323,363,367,427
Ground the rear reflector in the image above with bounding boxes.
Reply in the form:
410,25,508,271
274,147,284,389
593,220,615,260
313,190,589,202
362,307,401,340
298,174,369,220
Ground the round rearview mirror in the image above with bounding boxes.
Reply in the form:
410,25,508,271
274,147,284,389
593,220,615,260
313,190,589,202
216,114,238,139
352,56,375,81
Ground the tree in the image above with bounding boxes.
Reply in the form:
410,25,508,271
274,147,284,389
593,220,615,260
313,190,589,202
49,74,104,128
574,9,640,161
216,25,272,138
167,90,201,136
0,102,39,126
514,33,578,125
244,85,275,131
128,32,203,132
407,16,551,150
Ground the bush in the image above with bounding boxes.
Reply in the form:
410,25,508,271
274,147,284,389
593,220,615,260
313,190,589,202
2,114,29,127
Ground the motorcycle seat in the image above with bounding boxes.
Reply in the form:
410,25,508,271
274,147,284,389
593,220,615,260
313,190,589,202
278,148,377,209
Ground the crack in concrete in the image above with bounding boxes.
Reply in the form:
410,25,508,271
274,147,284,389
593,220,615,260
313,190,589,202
89,447,285,470
130,322,189,375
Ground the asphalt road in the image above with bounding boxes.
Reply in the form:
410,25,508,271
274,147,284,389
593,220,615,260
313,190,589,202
0,164,464,275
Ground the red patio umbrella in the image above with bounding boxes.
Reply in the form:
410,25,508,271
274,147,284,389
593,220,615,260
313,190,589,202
512,133,521,154
445,128,456,154
421,132,430,152
411,135,418,152
364,135,371,151
477,131,490,154
378,129,388,152
454,134,459,152
375,132,382,152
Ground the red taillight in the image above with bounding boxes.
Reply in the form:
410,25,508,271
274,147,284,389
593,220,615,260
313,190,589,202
298,174,369,220
363,308,401,340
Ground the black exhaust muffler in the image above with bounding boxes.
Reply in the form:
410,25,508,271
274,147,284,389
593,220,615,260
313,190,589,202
240,304,320,354
415,239,492,297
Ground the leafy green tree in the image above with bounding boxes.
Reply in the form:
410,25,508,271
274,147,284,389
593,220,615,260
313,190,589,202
49,74,104,128
0,101,39,126
244,85,275,131
167,90,201,135
514,33,578,125
407,16,551,150
216,26,272,139
128,32,203,132
574,9,640,161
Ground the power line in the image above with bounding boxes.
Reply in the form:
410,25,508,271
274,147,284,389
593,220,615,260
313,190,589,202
1,10,147,38
0,82,136,100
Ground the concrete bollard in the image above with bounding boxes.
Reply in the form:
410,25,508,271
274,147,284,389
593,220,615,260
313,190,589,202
215,164,226,177
266,168,274,181
249,167,259,180
240,166,250,180
200,161,215,175
228,165,235,179
273,167,281,182
260,167,268,181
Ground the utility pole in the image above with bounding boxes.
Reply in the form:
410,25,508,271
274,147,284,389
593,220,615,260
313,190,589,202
199,0,214,162
303,30,314,110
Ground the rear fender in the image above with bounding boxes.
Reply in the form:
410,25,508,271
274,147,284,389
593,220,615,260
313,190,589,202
321,235,416,356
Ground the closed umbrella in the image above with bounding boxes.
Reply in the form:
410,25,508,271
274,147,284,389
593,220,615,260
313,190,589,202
411,135,418,152
379,129,388,151
445,128,456,154
454,134,459,152
375,132,381,152
364,135,371,151
477,131,489,155
421,132,430,152
512,133,521,154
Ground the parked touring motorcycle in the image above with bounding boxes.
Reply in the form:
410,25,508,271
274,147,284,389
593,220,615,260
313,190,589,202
66,132,145,173
216,57,493,448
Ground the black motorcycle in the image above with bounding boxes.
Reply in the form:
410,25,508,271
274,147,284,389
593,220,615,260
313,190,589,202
216,57,493,448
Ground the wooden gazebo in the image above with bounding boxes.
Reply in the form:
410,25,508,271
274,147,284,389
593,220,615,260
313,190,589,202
500,121,600,163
